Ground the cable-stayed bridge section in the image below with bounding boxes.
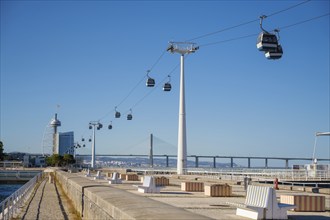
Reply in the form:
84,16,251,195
76,134,330,170
76,153,330,169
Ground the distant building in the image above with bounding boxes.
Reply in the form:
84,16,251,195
55,131,74,156
23,154,46,167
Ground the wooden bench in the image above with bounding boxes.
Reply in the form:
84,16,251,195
280,194,325,212
181,182,204,192
205,184,232,197
236,185,296,219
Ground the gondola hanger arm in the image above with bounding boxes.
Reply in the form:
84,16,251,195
259,15,268,33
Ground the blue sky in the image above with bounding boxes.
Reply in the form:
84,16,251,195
1,0,329,165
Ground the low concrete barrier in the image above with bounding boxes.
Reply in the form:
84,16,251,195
56,170,210,219
204,184,232,197
280,194,325,212
140,176,170,187
125,174,139,181
181,182,204,192
155,176,170,186
119,173,126,180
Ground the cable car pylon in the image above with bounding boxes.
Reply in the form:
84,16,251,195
167,41,199,175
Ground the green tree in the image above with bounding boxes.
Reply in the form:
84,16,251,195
63,154,75,166
52,154,63,167
0,141,4,161
46,154,75,167
46,154,62,167
46,156,53,166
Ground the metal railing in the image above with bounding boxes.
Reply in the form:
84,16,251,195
261,179,330,188
0,172,43,220
0,170,42,181
130,167,330,181
192,168,330,181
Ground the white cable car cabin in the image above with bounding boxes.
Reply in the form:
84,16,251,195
257,32,279,51
127,114,133,120
108,124,112,129
163,82,172,91
146,77,155,87
265,44,283,60
115,111,121,118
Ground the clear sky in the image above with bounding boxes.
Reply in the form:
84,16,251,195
1,0,329,165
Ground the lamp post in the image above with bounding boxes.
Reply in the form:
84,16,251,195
89,121,103,168
167,42,198,175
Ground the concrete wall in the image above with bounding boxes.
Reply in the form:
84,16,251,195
55,170,210,220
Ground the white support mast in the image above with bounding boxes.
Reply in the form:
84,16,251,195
89,121,103,168
312,131,330,164
167,42,199,175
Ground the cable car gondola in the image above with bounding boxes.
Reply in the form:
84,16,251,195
256,15,279,51
163,75,171,91
146,70,155,87
108,121,113,129
127,109,133,120
265,44,283,60
81,138,85,142
114,107,121,118
256,32,278,51
97,123,103,130
163,82,171,91
146,77,155,87
257,15,283,60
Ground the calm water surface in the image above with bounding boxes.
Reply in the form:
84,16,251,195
0,184,24,203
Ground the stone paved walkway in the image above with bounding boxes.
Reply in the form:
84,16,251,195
15,177,79,220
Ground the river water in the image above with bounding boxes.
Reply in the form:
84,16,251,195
0,184,24,203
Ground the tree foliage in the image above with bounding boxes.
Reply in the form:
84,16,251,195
46,154,75,167
0,141,4,161
63,154,75,166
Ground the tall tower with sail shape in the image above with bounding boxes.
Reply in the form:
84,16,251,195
50,113,61,154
